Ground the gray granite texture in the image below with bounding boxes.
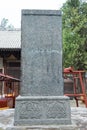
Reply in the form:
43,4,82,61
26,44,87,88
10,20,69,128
21,10,63,96
14,96,71,125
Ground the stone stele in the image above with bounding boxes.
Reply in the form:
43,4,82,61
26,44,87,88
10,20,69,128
14,10,71,126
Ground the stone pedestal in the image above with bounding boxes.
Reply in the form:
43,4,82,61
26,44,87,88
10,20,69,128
14,96,71,125
14,10,71,126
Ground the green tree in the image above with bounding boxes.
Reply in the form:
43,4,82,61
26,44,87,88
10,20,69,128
62,0,87,70
0,18,15,30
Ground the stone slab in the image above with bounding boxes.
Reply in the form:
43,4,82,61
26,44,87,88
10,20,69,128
14,96,71,126
21,9,63,96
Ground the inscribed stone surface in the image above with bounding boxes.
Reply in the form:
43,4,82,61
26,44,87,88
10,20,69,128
21,10,63,96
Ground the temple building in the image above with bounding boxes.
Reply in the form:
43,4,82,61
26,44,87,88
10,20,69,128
0,30,21,99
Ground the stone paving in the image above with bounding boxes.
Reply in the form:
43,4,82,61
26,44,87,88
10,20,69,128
0,100,87,130
71,100,87,130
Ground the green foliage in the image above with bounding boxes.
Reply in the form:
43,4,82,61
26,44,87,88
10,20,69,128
0,18,15,30
62,0,87,70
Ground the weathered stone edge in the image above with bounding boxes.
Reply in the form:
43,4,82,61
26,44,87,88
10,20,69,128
22,9,61,16
16,96,70,101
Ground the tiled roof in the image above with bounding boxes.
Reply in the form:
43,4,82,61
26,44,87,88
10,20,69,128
0,31,21,49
